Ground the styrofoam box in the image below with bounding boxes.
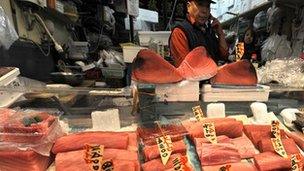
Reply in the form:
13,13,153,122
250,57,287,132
155,81,199,102
201,84,270,102
123,46,147,63
138,31,171,46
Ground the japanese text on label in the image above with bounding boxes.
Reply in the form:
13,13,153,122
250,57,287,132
84,144,114,171
203,123,217,144
172,156,191,171
192,105,204,122
291,154,302,171
271,138,288,158
156,135,173,165
271,120,280,138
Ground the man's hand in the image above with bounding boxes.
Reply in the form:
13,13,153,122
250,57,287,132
210,15,224,36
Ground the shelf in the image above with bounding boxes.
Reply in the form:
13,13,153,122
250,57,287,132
43,7,79,26
222,1,272,29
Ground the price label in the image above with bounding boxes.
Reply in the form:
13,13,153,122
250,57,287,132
235,42,245,61
203,123,217,144
271,120,280,138
219,164,232,171
271,138,288,158
84,144,104,171
299,107,304,112
156,135,173,165
84,144,114,171
172,156,192,171
192,105,204,122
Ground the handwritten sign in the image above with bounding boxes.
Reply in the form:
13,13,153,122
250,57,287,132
271,138,288,158
192,105,204,122
203,123,217,144
271,120,280,138
235,42,244,61
291,154,301,171
172,156,191,171
156,135,173,165
84,144,114,171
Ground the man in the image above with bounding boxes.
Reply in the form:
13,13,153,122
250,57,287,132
169,0,229,67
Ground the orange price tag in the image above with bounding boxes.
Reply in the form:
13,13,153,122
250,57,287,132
236,42,244,61
84,144,104,171
203,123,217,144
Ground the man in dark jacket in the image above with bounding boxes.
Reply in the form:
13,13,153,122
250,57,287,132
169,0,229,67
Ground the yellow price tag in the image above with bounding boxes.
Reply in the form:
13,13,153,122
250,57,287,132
291,154,301,171
192,105,204,122
156,135,173,165
271,120,280,138
235,42,245,61
271,138,288,158
203,123,217,144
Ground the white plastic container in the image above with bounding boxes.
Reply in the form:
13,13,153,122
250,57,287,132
250,102,268,123
91,109,121,131
207,103,226,118
122,46,147,63
138,31,171,46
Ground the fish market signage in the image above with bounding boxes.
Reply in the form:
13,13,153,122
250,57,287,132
271,138,288,158
156,135,173,165
203,123,217,144
271,120,280,138
84,144,114,171
192,105,204,122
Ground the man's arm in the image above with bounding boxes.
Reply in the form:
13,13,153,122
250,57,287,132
211,16,229,60
170,28,190,67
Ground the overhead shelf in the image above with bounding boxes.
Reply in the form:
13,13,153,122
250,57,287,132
222,1,272,29
43,7,79,26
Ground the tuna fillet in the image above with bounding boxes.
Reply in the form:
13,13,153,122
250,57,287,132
210,60,258,86
176,46,218,81
55,149,139,171
257,138,300,154
182,118,243,139
286,131,304,151
202,162,258,171
141,153,188,171
0,150,50,171
52,132,129,154
131,49,183,84
143,139,187,161
231,134,257,159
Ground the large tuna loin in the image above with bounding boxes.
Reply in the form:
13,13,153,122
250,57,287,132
210,60,258,86
131,49,183,84
176,46,218,81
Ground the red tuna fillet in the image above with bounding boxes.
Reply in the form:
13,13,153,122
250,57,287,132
0,150,50,171
176,46,218,81
196,142,241,166
202,162,258,171
132,49,183,84
243,125,287,148
231,134,257,159
254,152,304,171
143,139,186,161
52,132,129,154
194,135,231,148
55,149,139,171
142,153,193,171
257,138,300,154
286,131,304,151
210,60,258,86
182,118,243,139
137,124,188,146
127,132,138,152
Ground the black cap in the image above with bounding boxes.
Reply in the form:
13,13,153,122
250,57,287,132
189,0,216,4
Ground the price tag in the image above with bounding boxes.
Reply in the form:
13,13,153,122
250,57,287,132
219,164,232,171
235,42,245,61
271,120,280,138
84,144,114,171
192,105,204,122
156,135,173,165
203,123,217,144
299,107,304,112
172,156,192,171
84,144,104,171
271,138,288,158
